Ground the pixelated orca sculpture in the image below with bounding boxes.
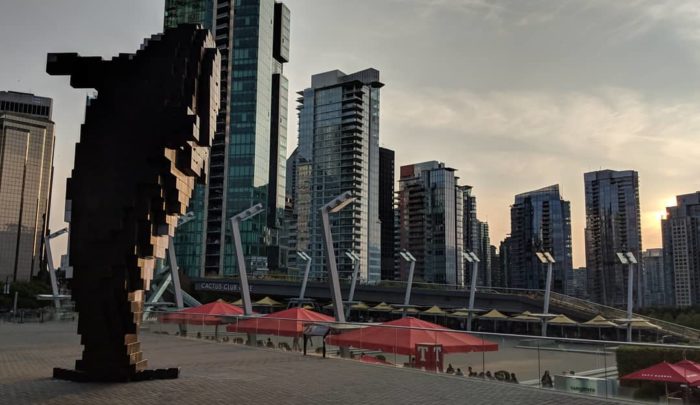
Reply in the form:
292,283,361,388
47,24,219,382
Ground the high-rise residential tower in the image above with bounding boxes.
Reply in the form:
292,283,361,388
0,91,55,282
398,161,464,285
379,147,395,280
584,170,643,307
460,185,490,285
164,0,290,277
294,69,383,283
508,185,573,293
662,192,700,307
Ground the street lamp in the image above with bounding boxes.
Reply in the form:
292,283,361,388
462,251,480,331
321,191,355,323
397,250,417,317
230,203,264,316
44,227,69,310
345,250,361,303
616,251,638,342
296,251,312,301
343,250,361,319
535,251,556,337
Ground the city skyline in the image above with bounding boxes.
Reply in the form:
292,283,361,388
2,0,700,268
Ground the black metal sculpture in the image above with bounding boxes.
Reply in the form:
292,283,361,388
47,25,220,382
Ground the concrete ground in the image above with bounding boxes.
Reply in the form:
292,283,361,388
0,320,629,404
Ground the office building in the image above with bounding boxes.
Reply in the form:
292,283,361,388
0,91,55,282
490,245,506,288
164,0,290,277
499,237,511,288
295,69,383,283
398,161,464,285
584,170,643,307
642,248,669,307
571,267,588,299
508,185,573,293
460,185,491,286
662,192,700,307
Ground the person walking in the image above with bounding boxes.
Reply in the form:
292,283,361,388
541,370,553,388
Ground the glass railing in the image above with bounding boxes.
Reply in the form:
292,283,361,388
143,310,700,403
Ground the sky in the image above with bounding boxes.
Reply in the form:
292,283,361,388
1,0,699,268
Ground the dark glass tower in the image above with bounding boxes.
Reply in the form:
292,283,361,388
379,147,395,280
164,0,290,277
508,184,573,293
584,170,643,307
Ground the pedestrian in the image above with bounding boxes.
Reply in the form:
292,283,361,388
510,373,518,384
468,366,476,377
456,368,464,376
541,370,553,388
446,363,455,374
485,371,494,380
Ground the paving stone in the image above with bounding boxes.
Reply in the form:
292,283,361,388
0,321,627,404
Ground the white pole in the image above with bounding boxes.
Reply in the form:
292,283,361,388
627,262,634,342
467,261,478,332
298,256,311,301
348,257,360,303
167,237,184,309
542,261,553,337
231,217,253,316
321,207,346,323
403,260,415,307
44,235,61,310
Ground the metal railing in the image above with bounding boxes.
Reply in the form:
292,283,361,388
143,310,700,403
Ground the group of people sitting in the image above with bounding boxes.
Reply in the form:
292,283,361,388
445,364,519,383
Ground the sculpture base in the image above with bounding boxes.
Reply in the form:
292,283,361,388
53,367,179,383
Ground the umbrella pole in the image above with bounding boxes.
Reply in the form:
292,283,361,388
215,324,219,340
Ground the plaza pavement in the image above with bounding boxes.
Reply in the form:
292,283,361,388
0,321,628,404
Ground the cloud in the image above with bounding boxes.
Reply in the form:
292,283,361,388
381,85,700,262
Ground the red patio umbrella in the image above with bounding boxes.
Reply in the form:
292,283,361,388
226,307,334,337
161,299,244,325
675,360,700,374
325,317,498,355
621,361,700,384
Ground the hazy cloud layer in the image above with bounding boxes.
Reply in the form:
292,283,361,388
1,0,699,266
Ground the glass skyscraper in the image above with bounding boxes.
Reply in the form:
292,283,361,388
662,192,700,307
398,161,464,285
0,91,55,282
294,69,383,283
164,0,290,277
508,184,573,293
584,170,643,308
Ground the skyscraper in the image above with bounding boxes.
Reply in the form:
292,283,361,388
642,248,669,307
584,170,643,307
459,186,492,286
295,69,383,283
379,147,396,280
508,185,573,293
662,192,700,307
164,0,290,277
398,161,464,285
0,91,55,282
